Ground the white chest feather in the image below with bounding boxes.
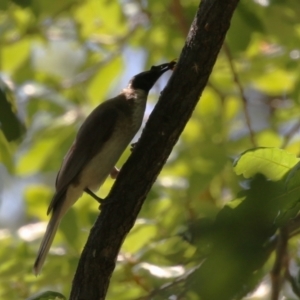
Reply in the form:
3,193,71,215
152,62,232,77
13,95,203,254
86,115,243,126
81,130,133,191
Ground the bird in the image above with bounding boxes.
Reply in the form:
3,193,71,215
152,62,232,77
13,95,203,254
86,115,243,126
33,61,176,275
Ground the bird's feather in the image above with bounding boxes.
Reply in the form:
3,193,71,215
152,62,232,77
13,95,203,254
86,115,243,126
33,205,62,275
48,100,121,214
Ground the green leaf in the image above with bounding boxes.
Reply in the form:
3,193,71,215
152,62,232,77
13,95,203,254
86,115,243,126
17,123,75,175
60,208,80,249
0,130,14,173
2,39,30,72
0,0,9,10
0,86,25,142
86,56,123,106
24,185,53,219
274,161,300,225
123,221,157,253
285,161,300,192
234,147,299,181
188,173,300,299
253,69,295,94
26,291,66,300
74,0,127,38
29,0,78,17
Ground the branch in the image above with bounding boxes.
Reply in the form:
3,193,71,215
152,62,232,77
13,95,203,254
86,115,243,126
223,42,257,147
70,0,240,299
281,120,300,149
133,266,199,300
271,227,288,300
170,0,190,36
285,267,300,298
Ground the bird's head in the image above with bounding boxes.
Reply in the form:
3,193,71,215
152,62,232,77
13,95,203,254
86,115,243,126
129,60,176,93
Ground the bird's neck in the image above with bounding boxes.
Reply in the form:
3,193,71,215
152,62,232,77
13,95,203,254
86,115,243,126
120,87,148,131
122,87,148,104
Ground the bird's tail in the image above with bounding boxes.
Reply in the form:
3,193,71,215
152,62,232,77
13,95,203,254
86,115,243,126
33,210,61,276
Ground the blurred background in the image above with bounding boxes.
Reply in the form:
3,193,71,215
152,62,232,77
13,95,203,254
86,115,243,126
1,0,300,299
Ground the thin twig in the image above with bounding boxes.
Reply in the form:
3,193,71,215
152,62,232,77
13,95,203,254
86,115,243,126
133,266,199,300
286,214,300,238
271,227,288,300
285,267,300,298
223,42,257,147
134,279,183,300
281,120,300,149
169,0,190,37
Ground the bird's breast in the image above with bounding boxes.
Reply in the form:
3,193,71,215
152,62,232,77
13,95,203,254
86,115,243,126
79,124,136,192
127,97,147,132
78,94,147,193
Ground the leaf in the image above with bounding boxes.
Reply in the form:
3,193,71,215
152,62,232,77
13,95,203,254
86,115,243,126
0,86,25,141
0,0,9,10
29,0,77,17
285,161,300,192
0,130,14,173
74,0,126,38
86,56,123,106
17,123,75,175
2,39,30,72
26,291,66,300
253,69,295,94
274,161,300,225
188,173,300,299
60,208,80,249
234,147,299,181
24,185,53,219
123,221,157,253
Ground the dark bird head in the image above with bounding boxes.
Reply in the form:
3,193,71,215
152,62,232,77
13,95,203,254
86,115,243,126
129,61,176,93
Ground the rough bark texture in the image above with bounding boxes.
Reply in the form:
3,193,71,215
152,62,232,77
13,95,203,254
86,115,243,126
70,0,240,299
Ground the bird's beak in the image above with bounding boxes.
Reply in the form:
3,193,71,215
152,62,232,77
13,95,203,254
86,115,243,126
150,60,177,74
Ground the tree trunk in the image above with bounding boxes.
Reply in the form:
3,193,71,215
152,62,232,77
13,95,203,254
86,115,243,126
70,0,240,299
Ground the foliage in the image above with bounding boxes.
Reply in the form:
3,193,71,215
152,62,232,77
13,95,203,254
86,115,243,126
1,0,300,299
26,290,66,300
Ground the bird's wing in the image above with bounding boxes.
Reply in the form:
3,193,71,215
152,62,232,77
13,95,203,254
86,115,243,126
47,101,120,214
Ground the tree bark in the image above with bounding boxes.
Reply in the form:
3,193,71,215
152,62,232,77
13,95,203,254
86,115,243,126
70,0,240,299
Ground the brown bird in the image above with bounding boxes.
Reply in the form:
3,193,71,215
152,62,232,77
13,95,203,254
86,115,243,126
33,61,176,275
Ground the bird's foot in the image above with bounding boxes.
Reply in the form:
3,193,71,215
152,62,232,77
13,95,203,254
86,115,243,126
130,142,138,152
110,166,119,179
84,188,104,204
84,188,115,209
